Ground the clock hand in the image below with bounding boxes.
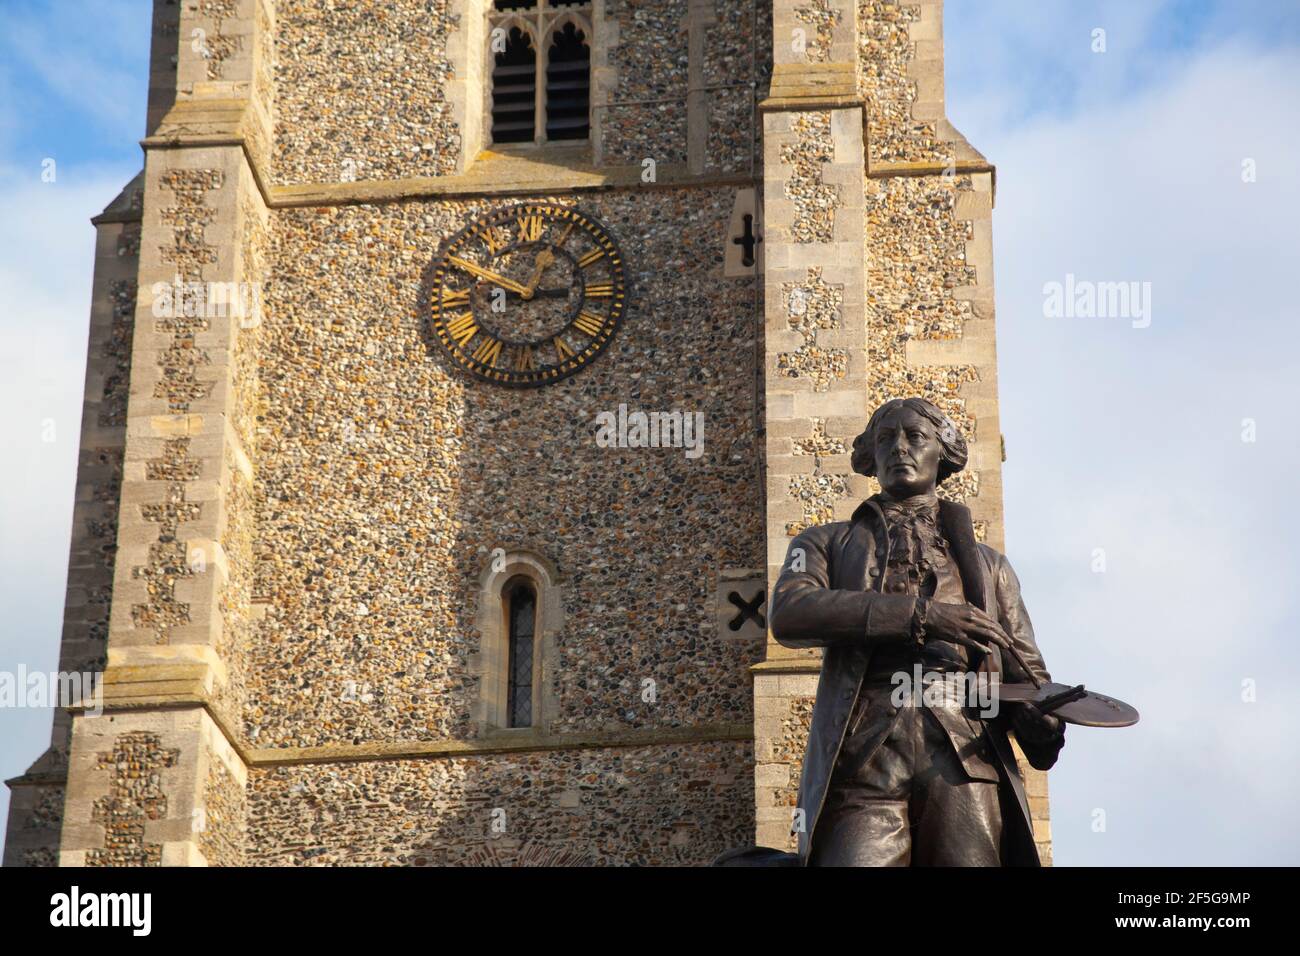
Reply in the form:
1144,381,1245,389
522,224,574,295
523,249,554,295
448,255,533,299
499,284,571,301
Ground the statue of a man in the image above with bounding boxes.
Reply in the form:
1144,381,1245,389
770,397,1065,866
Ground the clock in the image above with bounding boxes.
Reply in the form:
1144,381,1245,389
429,203,628,387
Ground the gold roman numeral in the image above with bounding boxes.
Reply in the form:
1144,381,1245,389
518,213,544,243
573,311,605,337
585,283,614,298
447,254,481,276
577,248,605,268
553,336,575,361
439,287,471,309
446,311,477,346
471,336,503,366
513,345,535,371
481,226,510,256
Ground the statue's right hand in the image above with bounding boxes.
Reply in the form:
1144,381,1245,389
922,602,1012,655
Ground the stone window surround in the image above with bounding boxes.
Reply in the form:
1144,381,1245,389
437,0,767,182
472,549,563,738
486,1,594,149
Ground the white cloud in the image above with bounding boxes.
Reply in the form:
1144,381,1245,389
949,38,1300,863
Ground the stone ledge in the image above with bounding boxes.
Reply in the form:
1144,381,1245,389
868,158,997,205
61,686,753,769
253,721,755,767
759,93,866,113
144,127,758,211
751,657,823,674
3,772,66,789
146,98,249,140
273,164,757,208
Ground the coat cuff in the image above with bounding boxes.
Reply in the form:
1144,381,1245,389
865,595,917,643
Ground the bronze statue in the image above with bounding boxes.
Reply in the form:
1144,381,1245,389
769,397,1066,866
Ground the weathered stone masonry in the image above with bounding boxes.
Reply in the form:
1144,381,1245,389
54,0,272,867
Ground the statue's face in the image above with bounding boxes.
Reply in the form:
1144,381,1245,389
873,406,943,498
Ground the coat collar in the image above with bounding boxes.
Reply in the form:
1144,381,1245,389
850,494,987,612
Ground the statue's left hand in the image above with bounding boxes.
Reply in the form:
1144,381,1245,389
1012,703,1063,744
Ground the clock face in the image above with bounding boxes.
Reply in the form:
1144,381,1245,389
429,203,627,387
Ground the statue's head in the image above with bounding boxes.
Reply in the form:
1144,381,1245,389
851,397,968,498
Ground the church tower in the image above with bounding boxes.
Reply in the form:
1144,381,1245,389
4,0,1050,866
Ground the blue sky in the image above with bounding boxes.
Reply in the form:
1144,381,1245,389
1,0,1298,865
0,0,154,864
945,0,1300,864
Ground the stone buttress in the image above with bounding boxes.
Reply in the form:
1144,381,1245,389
54,0,273,867
752,0,1052,864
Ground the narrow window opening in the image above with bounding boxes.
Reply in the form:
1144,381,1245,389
492,28,537,144
732,213,761,267
546,22,590,141
726,588,766,631
506,581,537,727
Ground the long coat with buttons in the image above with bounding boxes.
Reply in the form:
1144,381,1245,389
769,498,1064,866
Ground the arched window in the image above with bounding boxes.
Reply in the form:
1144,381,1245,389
473,551,561,735
489,1,591,146
504,579,537,727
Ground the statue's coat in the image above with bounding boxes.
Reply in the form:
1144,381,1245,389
770,499,1061,866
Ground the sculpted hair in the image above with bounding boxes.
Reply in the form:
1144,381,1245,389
851,397,968,484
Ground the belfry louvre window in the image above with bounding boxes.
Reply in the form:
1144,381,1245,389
490,0,591,145
505,580,537,728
